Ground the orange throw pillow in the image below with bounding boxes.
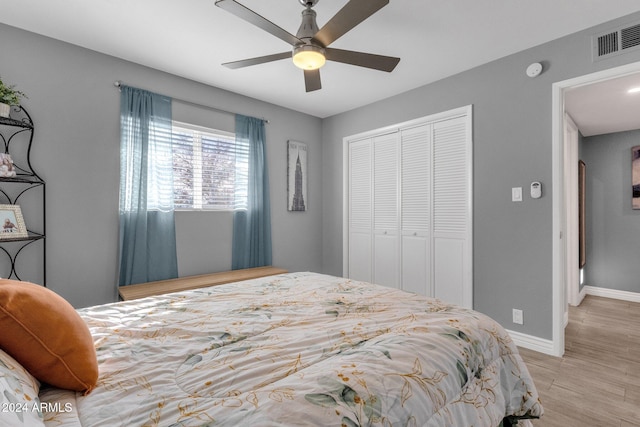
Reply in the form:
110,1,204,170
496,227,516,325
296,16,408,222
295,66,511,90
0,279,98,393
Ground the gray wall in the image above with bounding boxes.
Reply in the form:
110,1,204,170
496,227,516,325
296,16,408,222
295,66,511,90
322,11,640,340
0,23,323,308
582,129,640,293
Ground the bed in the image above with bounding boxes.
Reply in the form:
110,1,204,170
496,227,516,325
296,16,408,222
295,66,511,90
1,272,542,426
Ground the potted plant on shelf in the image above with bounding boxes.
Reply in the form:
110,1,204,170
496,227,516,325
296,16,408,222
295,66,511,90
0,77,27,118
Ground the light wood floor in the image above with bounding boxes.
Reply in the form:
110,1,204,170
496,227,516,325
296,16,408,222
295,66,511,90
518,295,640,427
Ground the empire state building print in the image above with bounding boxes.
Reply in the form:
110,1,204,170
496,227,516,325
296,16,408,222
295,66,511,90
287,141,308,211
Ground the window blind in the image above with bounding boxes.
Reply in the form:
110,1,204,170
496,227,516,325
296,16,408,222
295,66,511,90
172,123,248,210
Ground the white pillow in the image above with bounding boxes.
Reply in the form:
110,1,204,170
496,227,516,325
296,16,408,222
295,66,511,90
0,349,45,427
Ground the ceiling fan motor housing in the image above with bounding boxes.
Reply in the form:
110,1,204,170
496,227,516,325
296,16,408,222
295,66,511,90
296,7,321,42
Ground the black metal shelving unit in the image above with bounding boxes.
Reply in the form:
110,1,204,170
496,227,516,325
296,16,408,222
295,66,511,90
0,106,46,285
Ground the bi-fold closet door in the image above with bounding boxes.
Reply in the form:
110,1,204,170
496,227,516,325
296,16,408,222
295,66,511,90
347,126,432,295
345,107,472,308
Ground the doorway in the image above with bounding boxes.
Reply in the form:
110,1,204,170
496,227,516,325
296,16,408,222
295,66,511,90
552,61,640,357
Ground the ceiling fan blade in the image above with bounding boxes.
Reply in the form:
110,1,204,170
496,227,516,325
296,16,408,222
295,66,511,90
215,0,303,46
304,69,322,92
325,48,400,72
313,0,389,47
223,52,291,69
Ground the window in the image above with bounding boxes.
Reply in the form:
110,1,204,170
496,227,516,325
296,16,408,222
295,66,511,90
172,122,248,210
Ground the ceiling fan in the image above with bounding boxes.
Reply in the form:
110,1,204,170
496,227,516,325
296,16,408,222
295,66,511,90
215,0,401,92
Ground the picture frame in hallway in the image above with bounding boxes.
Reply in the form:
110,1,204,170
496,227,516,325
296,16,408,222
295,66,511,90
579,160,586,268
287,140,307,212
633,145,640,210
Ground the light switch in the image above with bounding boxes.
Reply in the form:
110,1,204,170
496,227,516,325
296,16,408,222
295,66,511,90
512,187,522,202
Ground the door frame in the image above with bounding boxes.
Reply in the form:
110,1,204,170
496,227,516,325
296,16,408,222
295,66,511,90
564,113,581,308
551,61,640,357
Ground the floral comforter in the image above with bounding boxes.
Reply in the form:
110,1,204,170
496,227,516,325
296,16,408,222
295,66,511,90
40,272,542,426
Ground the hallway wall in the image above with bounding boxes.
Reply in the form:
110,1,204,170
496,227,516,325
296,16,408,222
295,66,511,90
582,129,640,294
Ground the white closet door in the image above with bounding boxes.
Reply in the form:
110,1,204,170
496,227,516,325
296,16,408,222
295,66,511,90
345,106,472,306
400,124,431,296
373,132,399,288
348,139,372,282
432,116,472,308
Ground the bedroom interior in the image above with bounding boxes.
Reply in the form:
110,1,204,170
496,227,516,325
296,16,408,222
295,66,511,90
2,0,640,425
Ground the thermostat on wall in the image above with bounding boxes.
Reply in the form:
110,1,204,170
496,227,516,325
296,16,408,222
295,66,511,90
531,181,542,199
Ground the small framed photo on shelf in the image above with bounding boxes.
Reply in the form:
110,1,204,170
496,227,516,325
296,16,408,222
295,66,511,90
0,204,28,239
0,153,16,177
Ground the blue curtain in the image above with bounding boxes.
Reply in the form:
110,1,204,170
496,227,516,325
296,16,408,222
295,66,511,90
232,115,272,269
118,85,178,286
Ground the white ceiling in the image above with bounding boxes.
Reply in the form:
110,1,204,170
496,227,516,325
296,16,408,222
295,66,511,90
565,71,640,137
2,0,640,118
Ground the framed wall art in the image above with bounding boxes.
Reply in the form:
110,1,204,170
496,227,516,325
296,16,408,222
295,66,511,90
287,140,308,212
0,204,28,239
578,160,586,268
633,145,640,210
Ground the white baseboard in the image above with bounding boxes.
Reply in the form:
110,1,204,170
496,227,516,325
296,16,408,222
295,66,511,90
583,285,640,303
578,286,587,304
506,329,556,356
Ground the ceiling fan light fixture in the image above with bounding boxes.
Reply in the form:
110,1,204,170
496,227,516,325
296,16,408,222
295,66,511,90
293,45,326,70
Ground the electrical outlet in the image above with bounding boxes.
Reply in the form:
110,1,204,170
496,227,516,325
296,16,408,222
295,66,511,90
512,309,524,325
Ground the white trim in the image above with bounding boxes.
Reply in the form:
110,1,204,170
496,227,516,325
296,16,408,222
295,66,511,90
552,60,640,358
342,134,350,278
172,120,235,139
564,114,580,307
465,107,474,308
578,285,587,305
343,105,471,143
551,80,566,358
506,329,556,356
584,285,640,303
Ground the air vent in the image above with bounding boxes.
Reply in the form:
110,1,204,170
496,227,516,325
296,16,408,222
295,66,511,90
597,31,618,57
621,24,640,49
593,22,640,61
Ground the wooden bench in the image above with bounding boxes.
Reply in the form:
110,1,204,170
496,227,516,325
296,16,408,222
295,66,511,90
118,266,288,301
